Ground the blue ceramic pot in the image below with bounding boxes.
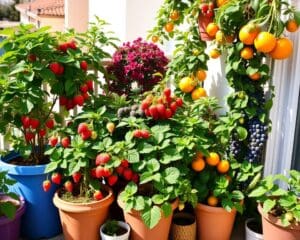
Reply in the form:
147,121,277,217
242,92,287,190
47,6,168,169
0,151,61,239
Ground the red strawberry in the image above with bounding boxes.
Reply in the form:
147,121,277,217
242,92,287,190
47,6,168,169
39,128,46,137
133,129,143,138
81,129,92,140
132,173,139,183
64,181,73,193
68,40,77,49
141,100,150,110
123,168,133,181
21,116,31,128
66,99,75,110
59,96,68,106
141,129,150,139
58,65,64,75
144,108,151,117
206,9,214,18
61,137,70,148
176,98,183,107
82,92,90,100
80,84,88,93
27,53,37,62
49,62,62,75
93,190,103,200
45,119,55,129
170,102,177,113
25,132,35,142
43,180,51,192
106,122,115,134
165,108,173,119
156,104,166,119
77,123,89,134
102,168,112,178
149,105,159,119
116,165,125,175
73,95,84,106
86,80,93,91
95,166,105,178
30,118,40,129
163,88,171,97
58,43,68,52
95,153,111,165
72,172,82,183
51,172,62,185
80,61,88,71
121,159,129,168
201,4,209,13
90,168,97,178
107,175,118,186
166,95,173,104
49,136,58,147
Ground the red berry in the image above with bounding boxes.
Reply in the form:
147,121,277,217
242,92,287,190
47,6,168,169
157,97,164,104
73,95,84,106
49,62,63,75
43,180,51,192
58,65,64,75
96,166,104,178
77,123,89,134
201,4,209,13
49,136,58,147
25,131,35,142
30,118,40,129
51,172,62,185
140,129,150,139
66,99,75,110
59,96,68,106
116,165,125,175
45,119,55,129
121,159,129,168
176,98,183,107
93,190,103,200
95,153,111,166
80,84,88,93
165,108,173,119
80,61,88,71
72,172,82,183
123,168,133,181
206,9,214,18
149,105,159,120
86,80,93,91
39,128,46,137
170,102,177,113
61,137,70,148
64,181,73,193
163,88,171,97
58,43,68,52
102,168,112,178
82,92,90,100
21,116,31,128
132,173,139,183
81,130,92,140
27,53,37,62
107,175,118,186
156,103,166,119
68,40,77,50
133,129,143,138
90,168,97,178
141,100,150,110
144,108,151,117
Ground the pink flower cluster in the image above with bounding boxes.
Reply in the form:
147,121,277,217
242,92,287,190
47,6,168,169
107,38,168,95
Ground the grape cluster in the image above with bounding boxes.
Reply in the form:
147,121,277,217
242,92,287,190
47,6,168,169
229,138,242,159
246,118,268,163
117,104,144,118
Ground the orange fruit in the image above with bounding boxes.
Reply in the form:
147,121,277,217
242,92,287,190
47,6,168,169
254,32,276,53
151,35,159,43
207,196,218,207
215,30,226,44
240,47,254,60
249,72,261,81
196,69,207,81
164,22,174,33
170,10,180,21
206,152,220,166
286,19,298,32
269,37,293,60
206,23,219,37
239,24,260,45
209,49,221,59
217,160,230,173
191,158,206,172
196,151,204,159
217,0,229,7
191,87,207,100
179,77,196,93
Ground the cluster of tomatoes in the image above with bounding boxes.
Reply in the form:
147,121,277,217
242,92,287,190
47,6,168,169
199,1,215,18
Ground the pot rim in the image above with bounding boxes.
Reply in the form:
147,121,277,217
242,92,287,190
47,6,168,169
100,220,131,237
196,202,237,214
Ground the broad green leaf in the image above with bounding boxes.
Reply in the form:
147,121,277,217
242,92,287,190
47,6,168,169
134,196,145,211
161,202,172,217
146,159,160,173
142,206,161,229
152,194,164,205
127,150,139,163
236,126,248,141
0,202,17,219
164,167,180,184
248,186,268,197
45,161,59,173
125,182,138,196
263,199,276,214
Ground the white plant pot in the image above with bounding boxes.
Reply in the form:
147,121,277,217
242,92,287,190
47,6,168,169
100,221,130,240
245,218,263,240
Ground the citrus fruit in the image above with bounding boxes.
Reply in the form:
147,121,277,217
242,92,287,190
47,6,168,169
269,37,293,60
191,158,206,172
196,69,207,81
209,49,221,59
151,35,159,43
170,10,180,21
254,32,276,53
217,0,229,7
217,160,230,173
191,87,207,100
286,19,298,32
207,196,218,207
206,152,220,166
239,24,260,45
240,47,254,60
215,30,226,44
164,22,174,33
249,72,261,81
206,23,219,37
179,77,196,93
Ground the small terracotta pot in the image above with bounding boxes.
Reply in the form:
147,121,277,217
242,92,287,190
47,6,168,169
171,212,196,240
53,186,114,240
195,203,236,240
258,204,300,240
198,13,214,41
118,197,179,240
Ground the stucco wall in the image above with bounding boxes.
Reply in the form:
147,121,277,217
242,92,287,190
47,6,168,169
65,0,88,32
40,16,64,32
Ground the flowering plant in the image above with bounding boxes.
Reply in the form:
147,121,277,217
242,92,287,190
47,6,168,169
106,38,168,96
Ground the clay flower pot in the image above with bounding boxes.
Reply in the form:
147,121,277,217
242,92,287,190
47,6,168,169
170,212,196,240
53,186,114,240
198,13,214,41
118,198,179,240
195,203,237,240
258,204,300,240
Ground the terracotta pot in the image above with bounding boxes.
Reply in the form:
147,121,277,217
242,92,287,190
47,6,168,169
53,186,114,240
195,203,236,240
171,212,196,240
198,13,214,41
118,197,179,240
257,204,300,240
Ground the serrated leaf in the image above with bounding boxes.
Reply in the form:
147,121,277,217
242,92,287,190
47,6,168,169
134,196,145,211
125,182,138,196
146,159,160,173
127,150,139,163
45,161,59,173
141,206,161,229
263,199,276,214
152,194,164,205
248,186,268,198
164,167,180,184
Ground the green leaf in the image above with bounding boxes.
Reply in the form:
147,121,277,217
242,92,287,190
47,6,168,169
134,196,145,211
294,11,300,25
138,142,155,154
248,186,268,198
152,194,164,205
45,161,59,173
161,202,172,217
263,199,276,214
125,182,138,196
141,206,161,229
164,167,180,184
127,150,139,163
0,202,17,219
146,159,160,173
236,126,247,141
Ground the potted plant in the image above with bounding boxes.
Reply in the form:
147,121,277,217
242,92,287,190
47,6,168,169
0,171,25,240
248,169,300,240
100,220,131,240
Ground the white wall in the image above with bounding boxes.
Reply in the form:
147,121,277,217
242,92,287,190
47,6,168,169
65,0,89,32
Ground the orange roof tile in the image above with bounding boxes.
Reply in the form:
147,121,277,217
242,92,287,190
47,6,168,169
16,0,64,17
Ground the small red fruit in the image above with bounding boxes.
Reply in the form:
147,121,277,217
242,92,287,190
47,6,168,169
25,132,35,142
39,128,46,137
90,168,97,178
121,159,129,168
61,137,70,148
81,130,92,140
73,95,84,106
68,40,77,49
176,98,183,107
149,105,159,119
80,61,88,71
51,172,62,185
43,180,51,192
82,92,90,100
144,109,151,117
116,165,125,175
132,173,139,183
201,4,209,13
206,9,214,18
27,53,37,62
140,129,150,139
163,88,171,97
95,153,111,165
72,172,82,183
95,166,104,178
59,96,68,106
106,122,115,134
30,118,40,129
66,99,74,110
102,168,112,178
107,175,118,186
170,102,177,113
80,84,88,93
165,108,173,119
156,104,166,119
49,136,58,147
58,43,68,52
21,116,31,128
133,129,143,138
49,62,63,75
86,80,93,91
45,119,55,129
64,181,73,193
141,100,150,110
93,190,103,200
77,122,89,134
123,168,133,181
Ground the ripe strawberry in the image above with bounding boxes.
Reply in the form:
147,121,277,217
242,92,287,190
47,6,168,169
102,168,112,178
95,153,111,165
30,118,40,129
163,88,171,97
201,4,209,13
166,95,173,104
73,95,84,106
90,168,97,178
80,84,88,93
27,53,37,62
66,99,74,110
43,180,51,192
45,119,55,129
157,97,164,104
77,122,89,134
86,80,93,91
25,132,35,142
49,136,58,147
156,104,166,119
64,181,73,193
206,9,214,18
132,173,139,183
170,102,177,113
176,98,183,107
49,62,62,75
58,43,68,52
116,165,125,175
80,60,88,71
68,40,77,50
51,172,62,185
140,129,150,139
107,175,118,186
133,129,143,138
106,122,115,134
95,166,104,178
123,168,133,181
165,108,173,119
61,137,70,148
58,65,64,75
21,116,31,128
72,172,82,183
39,128,46,137
59,96,68,106
144,108,151,117
141,99,150,110
149,105,159,119
81,129,92,140
82,92,90,100
93,190,103,200
121,159,129,168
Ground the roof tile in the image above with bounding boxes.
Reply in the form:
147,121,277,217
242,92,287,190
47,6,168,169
16,0,64,17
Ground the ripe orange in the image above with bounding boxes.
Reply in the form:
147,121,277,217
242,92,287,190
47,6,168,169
191,87,207,100
217,160,230,173
196,69,207,81
151,35,159,43
207,196,218,207
209,49,221,59
217,0,229,7
170,10,180,21
239,24,260,45
206,152,220,166
215,30,226,44
191,158,206,172
240,47,254,60
286,19,298,32
269,37,293,60
179,77,196,93
254,32,276,53
206,23,219,37
249,72,261,81
164,22,174,33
